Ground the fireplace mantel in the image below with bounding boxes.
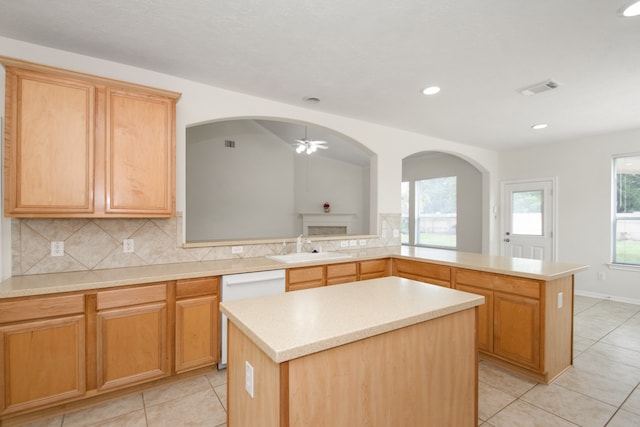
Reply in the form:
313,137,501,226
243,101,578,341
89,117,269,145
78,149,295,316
300,213,355,236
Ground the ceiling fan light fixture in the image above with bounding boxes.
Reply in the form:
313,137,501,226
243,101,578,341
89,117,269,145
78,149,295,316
422,86,441,95
619,1,640,16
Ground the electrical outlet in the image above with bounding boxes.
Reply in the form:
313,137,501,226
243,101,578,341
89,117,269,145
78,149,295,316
50,241,64,257
232,246,243,254
340,240,349,248
359,239,367,247
557,292,563,309
123,239,134,253
597,272,606,280
245,361,254,398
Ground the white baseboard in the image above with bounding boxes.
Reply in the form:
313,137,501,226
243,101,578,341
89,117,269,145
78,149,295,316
574,290,640,306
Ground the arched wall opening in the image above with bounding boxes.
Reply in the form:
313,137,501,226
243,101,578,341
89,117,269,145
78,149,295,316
402,151,485,253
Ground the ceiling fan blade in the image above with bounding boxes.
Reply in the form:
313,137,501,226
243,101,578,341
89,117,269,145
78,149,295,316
315,145,328,149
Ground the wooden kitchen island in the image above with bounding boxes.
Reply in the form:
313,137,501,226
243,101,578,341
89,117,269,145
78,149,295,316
220,276,485,427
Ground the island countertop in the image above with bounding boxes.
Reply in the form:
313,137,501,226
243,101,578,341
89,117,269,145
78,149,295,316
219,276,485,363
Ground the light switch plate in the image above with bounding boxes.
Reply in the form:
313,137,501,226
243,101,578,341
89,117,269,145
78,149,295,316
245,361,254,398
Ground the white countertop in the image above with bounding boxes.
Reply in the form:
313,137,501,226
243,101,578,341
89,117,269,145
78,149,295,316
219,276,485,363
0,246,588,298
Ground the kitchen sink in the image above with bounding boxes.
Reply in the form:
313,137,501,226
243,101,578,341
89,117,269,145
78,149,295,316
266,251,352,264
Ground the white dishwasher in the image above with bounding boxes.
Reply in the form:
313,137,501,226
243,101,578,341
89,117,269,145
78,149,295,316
220,269,286,367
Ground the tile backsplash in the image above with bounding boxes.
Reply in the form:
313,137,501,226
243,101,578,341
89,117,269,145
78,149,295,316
11,213,401,276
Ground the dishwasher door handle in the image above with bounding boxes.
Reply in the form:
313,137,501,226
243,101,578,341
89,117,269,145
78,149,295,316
222,270,285,286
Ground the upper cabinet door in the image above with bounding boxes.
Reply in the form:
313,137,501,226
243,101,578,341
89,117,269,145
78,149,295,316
105,88,176,216
4,67,95,215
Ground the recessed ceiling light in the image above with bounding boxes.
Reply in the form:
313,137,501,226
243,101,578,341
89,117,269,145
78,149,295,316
303,96,320,104
531,123,548,130
422,86,441,95
620,1,640,17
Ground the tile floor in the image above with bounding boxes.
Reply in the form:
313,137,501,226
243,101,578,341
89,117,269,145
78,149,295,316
20,295,640,427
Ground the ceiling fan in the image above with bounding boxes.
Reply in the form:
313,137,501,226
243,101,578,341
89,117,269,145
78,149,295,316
295,126,328,154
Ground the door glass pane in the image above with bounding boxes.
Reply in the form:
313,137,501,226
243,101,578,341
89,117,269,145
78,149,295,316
512,190,543,235
415,177,456,247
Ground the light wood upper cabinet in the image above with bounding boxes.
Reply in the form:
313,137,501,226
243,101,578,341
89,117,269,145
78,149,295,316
4,67,95,215
2,57,180,217
105,88,175,215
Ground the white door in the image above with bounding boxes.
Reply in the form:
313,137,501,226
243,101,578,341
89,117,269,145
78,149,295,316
501,179,555,261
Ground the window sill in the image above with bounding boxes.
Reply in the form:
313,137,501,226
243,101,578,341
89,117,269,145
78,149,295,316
608,263,640,272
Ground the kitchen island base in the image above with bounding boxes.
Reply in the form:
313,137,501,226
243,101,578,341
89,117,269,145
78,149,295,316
228,307,478,426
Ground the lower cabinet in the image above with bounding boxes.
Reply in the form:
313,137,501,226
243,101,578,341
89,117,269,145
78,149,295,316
287,266,325,291
175,277,219,373
358,259,390,280
392,259,451,287
0,277,223,421
326,262,357,286
493,292,540,369
96,284,169,392
455,284,494,352
0,295,86,414
287,260,392,291
453,267,569,382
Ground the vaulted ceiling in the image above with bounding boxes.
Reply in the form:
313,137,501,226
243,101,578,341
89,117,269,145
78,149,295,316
1,0,639,150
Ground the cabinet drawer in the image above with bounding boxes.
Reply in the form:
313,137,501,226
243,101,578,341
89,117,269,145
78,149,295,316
456,269,540,299
97,283,167,310
176,277,219,299
326,262,357,279
359,259,389,275
0,294,85,323
288,266,324,283
394,259,450,281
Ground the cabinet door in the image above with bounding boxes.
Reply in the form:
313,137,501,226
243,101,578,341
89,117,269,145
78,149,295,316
326,262,357,286
0,315,86,414
96,302,168,391
176,295,218,373
493,292,541,370
105,87,175,216
287,266,325,291
358,259,390,281
455,284,493,352
4,67,94,215
392,259,451,287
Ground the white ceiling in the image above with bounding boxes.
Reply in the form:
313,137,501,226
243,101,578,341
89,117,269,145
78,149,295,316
1,0,639,151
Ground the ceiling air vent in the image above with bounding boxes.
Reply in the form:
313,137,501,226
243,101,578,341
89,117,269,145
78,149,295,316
224,139,236,148
519,79,559,96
